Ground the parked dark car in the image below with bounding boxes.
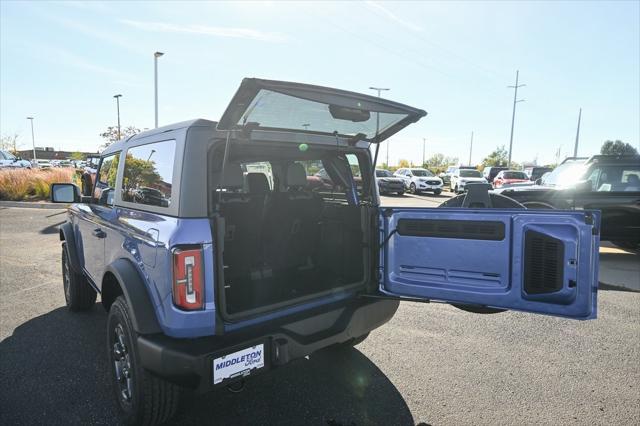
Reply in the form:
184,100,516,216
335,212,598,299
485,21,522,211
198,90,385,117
495,155,640,248
375,169,405,195
524,166,554,181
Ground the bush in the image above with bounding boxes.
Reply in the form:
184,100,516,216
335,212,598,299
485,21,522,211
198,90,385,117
0,168,75,201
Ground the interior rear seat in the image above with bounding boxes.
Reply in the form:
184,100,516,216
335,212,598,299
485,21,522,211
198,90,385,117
219,165,269,283
264,163,322,271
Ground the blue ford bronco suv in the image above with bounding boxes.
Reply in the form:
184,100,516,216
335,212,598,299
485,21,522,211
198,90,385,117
51,79,600,425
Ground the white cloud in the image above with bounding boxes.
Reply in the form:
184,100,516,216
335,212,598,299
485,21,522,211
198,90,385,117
365,1,423,32
120,20,287,43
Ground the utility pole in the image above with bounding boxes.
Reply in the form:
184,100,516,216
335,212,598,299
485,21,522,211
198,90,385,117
468,131,474,165
507,70,526,167
113,94,122,140
573,108,582,157
422,138,426,167
386,141,389,167
154,51,164,128
369,86,390,167
26,117,36,161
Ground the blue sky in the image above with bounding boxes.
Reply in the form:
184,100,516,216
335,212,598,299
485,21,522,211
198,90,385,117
1,1,638,165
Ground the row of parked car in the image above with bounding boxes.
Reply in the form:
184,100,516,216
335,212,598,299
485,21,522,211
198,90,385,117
0,150,90,170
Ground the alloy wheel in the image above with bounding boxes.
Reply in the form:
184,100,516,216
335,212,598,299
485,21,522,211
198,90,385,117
112,324,134,404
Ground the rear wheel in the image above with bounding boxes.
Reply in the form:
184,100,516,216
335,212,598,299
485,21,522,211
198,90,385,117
454,185,458,193
62,243,96,311
397,190,405,196
108,296,182,425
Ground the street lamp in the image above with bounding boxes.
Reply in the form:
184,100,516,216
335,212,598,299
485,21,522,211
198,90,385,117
154,51,164,128
26,117,36,161
113,94,122,140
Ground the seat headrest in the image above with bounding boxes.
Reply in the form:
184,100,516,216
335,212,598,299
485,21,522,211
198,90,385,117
245,173,270,194
221,163,243,189
287,163,307,189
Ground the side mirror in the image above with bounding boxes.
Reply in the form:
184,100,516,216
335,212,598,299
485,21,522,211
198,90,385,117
51,183,80,203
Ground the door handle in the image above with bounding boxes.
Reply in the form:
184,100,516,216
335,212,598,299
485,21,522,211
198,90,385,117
92,228,106,238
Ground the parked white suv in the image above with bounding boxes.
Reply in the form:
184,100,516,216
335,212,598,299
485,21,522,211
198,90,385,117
394,168,443,194
0,150,31,169
450,168,487,193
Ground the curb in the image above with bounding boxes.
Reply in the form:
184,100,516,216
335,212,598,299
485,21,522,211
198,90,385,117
0,201,68,209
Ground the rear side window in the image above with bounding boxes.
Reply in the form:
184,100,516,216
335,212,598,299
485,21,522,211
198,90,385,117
121,140,176,208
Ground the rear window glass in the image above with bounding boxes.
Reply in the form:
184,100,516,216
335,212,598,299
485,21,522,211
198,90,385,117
503,171,527,179
460,170,481,178
410,169,433,177
237,89,409,139
121,140,176,208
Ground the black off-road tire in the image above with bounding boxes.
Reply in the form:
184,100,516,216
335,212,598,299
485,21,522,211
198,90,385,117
434,189,442,195
62,242,96,311
108,296,182,425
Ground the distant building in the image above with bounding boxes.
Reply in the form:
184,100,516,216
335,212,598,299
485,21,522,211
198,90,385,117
16,148,98,161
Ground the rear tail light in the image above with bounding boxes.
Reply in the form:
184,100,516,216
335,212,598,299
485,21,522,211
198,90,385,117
172,247,204,310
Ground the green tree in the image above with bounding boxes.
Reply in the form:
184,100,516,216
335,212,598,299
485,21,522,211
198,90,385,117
121,154,162,193
70,151,85,161
600,140,638,156
397,159,411,168
100,126,141,148
482,145,509,167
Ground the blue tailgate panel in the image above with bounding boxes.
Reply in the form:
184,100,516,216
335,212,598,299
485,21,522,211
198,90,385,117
380,208,599,319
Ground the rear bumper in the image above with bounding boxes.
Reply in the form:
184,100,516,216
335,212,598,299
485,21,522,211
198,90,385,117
136,298,399,392
379,183,405,192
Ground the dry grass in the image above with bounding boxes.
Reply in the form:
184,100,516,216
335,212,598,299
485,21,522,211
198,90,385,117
0,168,76,201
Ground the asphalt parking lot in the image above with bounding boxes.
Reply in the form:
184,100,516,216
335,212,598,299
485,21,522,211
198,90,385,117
1,202,639,425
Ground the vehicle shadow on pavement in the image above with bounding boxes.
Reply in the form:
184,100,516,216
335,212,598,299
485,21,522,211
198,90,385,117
0,307,414,426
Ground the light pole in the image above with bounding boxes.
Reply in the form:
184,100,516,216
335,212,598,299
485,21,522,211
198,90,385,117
369,87,390,168
468,131,474,165
302,123,310,131
113,94,122,140
573,108,582,157
154,51,164,128
422,138,426,167
507,70,526,167
26,117,36,161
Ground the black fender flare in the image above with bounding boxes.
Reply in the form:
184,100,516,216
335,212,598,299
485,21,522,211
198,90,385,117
105,259,162,335
59,222,82,274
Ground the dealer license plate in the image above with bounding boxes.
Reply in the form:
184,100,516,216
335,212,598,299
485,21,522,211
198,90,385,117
213,344,265,384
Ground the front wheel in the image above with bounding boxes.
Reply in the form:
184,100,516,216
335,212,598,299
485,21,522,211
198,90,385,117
108,296,182,425
62,243,96,311
409,183,418,194
434,189,442,195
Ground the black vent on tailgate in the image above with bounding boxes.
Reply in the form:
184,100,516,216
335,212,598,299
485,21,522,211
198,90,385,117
396,219,505,240
524,230,564,294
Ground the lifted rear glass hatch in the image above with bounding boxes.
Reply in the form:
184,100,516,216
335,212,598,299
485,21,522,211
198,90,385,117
217,78,427,143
